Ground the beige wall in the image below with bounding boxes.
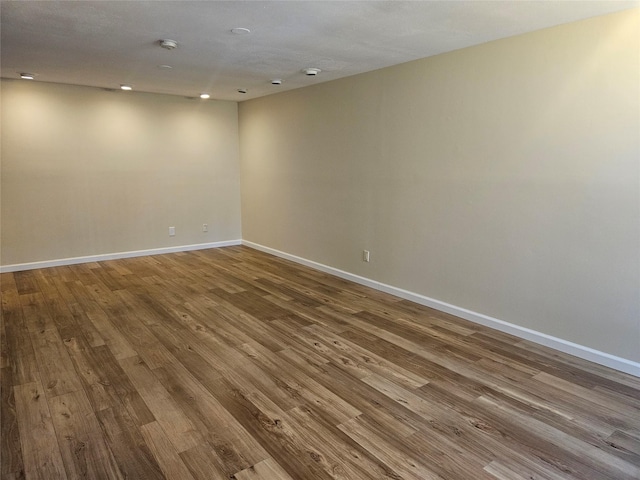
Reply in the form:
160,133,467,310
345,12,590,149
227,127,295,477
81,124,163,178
1,80,241,265
239,10,640,361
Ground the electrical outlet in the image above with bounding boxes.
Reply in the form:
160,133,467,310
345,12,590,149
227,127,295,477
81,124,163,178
203,224,208,232
363,250,370,262
169,226,175,236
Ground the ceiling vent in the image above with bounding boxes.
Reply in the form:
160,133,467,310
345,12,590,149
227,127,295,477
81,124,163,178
159,39,178,50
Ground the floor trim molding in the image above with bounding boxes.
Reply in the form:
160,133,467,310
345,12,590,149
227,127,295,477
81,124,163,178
242,240,640,378
0,240,242,273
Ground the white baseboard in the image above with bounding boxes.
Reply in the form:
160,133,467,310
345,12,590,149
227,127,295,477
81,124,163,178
0,240,242,273
242,240,640,378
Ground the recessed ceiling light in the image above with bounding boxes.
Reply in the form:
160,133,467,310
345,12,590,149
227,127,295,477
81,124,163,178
158,64,173,69
231,28,251,35
271,79,282,85
159,39,178,50
200,93,210,99
303,68,321,76
237,88,247,94
120,84,133,91
20,73,35,80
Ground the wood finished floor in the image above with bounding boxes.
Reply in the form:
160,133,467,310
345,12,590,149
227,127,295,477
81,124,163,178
2,246,639,480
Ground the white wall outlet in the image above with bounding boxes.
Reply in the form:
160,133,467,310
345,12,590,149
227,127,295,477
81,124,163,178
203,224,208,232
169,226,175,236
363,250,370,262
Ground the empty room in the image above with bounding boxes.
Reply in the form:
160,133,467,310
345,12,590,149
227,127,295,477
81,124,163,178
1,1,639,479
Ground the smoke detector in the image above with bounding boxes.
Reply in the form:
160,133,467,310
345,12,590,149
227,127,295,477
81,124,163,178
303,68,321,76
159,39,178,50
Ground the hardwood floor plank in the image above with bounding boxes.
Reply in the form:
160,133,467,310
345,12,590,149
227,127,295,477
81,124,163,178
152,360,270,475
148,309,303,413
233,457,295,480
249,389,389,480
304,323,429,388
483,458,567,480
405,428,497,480
338,327,474,390
265,295,352,335
63,337,155,425
51,280,106,347
86,309,138,361
2,278,39,386
147,320,226,388
417,378,613,479
179,443,230,480
48,389,123,479
338,416,443,480
533,371,640,426
515,338,640,390
1,367,25,480
269,318,354,367
212,289,292,321
12,271,39,296
354,310,482,363
207,376,336,480
29,327,83,398
359,372,504,472
255,278,325,308
118,356,201,452
606,430,640,461
13,381,67,480
475,394,640,479
107,302,174,369
280,348,420,436
237,340,362,425
284,406,393,480
95,406,165,479
140,421,197,480
20,293,57,334
65,280,138,360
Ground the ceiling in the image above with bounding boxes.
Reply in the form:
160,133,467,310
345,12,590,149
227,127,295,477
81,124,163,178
1,1,637,101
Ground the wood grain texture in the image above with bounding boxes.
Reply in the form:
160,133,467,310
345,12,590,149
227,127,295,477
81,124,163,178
1,367,25,480
48,390,122,479
2,245,639,479
140,421,196,480
12,381,67,480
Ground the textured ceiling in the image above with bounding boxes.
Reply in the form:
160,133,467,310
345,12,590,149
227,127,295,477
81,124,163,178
1,1,637,101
